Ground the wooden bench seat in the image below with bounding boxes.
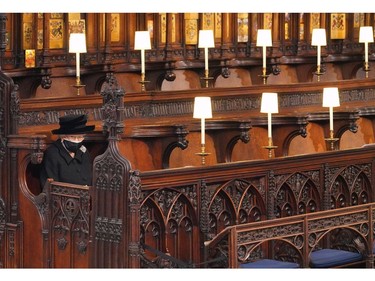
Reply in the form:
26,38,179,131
204,203,374,268
240,259,300,268
309,249,363,268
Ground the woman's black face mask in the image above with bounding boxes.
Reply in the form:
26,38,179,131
63,139,83,153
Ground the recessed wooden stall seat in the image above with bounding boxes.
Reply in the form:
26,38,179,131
2,132,91,268
5,133,106,267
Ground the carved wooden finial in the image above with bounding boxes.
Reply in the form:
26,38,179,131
100,72,125,138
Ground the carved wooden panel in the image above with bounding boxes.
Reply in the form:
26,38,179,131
205,203,374,268
47,182,90,268
140,184,199,267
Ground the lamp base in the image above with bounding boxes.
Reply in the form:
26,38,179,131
138,79,150,91
262,137,277,158
314,66,324,82
258,74,270,85
71,82,86,96
325,130,339,151
195,144,210,165
324,137,339,151
200,76,214,88
363,62,370,78
263,145,277,158
258,67,269,84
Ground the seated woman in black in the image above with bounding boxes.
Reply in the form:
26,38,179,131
40,114,95,190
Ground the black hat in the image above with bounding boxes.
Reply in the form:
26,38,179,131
51,114,95,135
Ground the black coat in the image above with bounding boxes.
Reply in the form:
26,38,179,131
40,139,93,189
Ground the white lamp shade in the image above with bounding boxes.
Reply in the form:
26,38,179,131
134,31,151,50
359,26,374,43
198,30,215,48
69,33,87,53
323,87,340,107
261,92,279,113
256,29,272,47
312,28,327,46
193,97,213,119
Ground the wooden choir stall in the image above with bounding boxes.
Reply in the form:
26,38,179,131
1,12,375,269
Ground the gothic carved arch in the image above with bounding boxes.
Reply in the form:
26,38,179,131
140,196,165,254
328,164,372,208
238,238,304,266
275,171,321,217
208,178,266,233
308,227,369,258
140,187,199,263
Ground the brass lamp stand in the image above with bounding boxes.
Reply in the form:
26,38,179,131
195,144,210,165
260,67,269,85
363,62,370,78
139,73,150,92
72,77,85,96
325,130,339,151
314,65,324,82
201,69,214,88
263,137,277,158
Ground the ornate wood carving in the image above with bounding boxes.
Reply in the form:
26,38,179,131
0,33,15,266
205,203,374,268
91,72,137,267
46,181,90,267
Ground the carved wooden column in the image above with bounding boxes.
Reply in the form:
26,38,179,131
103,14,113,65
0,13,16,267
0,13,6,69
162,13,177,82
39,13,52,89
271,13,282,58
90,73,141,268
221,13,231,59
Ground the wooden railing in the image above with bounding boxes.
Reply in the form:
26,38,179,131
135,144,375,267
204,202,375,268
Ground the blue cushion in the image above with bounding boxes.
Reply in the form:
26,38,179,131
310,249,363,268
240,259,299,268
